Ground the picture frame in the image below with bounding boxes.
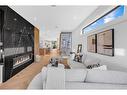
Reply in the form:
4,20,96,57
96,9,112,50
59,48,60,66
87,34,97,53
97,29,114,56
77,44,82,53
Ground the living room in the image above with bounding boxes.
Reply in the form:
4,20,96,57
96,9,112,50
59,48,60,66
35,5,127,89
0,0,127,95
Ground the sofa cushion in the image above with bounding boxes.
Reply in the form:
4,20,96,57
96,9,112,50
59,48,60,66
85,70,127,85
69,61,86,69
46,67,65,89
65,69,87,82
65,82,127,89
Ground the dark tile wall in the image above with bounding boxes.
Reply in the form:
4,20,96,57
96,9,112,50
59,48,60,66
0,6,35,82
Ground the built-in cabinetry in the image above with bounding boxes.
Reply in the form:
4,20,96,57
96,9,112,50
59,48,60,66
39,48,50,55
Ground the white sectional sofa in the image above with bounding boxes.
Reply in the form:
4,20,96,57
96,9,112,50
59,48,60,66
68,53,87,69
27,66,47,89
27,64,65,89
27,66,127,89
69,53,109,71
69,53,102,69
65,69,127,89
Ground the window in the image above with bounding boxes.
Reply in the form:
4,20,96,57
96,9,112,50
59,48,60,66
82,5,125,34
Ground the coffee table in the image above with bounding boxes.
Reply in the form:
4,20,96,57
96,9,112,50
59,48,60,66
49,57,70,69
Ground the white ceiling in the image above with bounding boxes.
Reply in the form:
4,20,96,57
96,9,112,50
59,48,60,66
10,6,98,41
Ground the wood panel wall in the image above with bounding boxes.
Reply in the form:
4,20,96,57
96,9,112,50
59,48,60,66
34,27,39,55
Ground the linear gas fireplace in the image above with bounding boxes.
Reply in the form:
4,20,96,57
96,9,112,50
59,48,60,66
13,53,33,68
0,6,36,82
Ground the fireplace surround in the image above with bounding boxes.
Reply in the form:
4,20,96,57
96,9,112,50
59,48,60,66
0,6,35,82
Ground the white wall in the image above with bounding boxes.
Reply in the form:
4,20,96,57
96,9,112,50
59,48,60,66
72,6,127,72
72,6,115,51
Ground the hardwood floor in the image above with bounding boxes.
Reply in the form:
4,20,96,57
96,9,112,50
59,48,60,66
0,49,59,89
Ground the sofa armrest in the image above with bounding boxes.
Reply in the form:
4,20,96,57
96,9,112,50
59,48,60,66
27,72,43,89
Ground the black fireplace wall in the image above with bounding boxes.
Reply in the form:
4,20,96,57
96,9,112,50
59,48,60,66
0,6,35,82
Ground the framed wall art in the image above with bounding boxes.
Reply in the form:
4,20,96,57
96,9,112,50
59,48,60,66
77,44,82,53
87,34,97,53
97,29,114,56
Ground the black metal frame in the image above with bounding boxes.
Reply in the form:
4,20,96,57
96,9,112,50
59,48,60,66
82,5,120,34
87,34,97,53
97,29,114,56
77,44,82,53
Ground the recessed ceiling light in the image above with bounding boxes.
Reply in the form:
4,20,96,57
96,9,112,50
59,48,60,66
14,18,17,21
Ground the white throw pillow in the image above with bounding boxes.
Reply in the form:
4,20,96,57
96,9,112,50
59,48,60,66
92,65,107,70
85,70,127,85
65,69,87,82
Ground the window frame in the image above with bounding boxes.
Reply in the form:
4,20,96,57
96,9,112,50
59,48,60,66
82,5,124,34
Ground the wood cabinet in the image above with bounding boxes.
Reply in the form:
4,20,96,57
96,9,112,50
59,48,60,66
39,48,50,55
